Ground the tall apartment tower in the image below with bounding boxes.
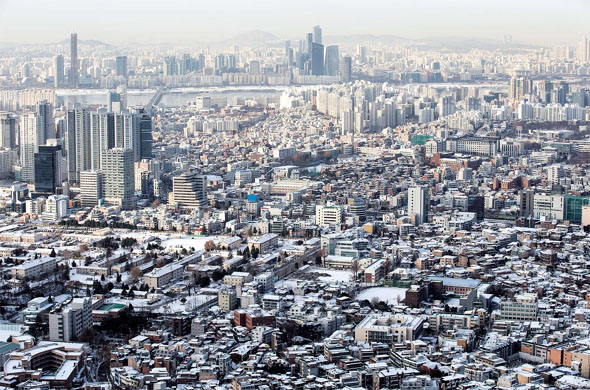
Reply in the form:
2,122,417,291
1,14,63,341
70,33,79,88
66,107,92,183
54,55,64,88
103,148,135,210
36,100,54,141
0,112,16,149
19,112,43,183
408,186,429,225
579,36,590,62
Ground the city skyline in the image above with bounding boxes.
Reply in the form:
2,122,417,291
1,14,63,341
0,0,589,47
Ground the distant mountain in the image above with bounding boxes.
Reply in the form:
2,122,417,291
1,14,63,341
415,36,539,51
324,34,410,45
214,30,281,47
54,38,114,48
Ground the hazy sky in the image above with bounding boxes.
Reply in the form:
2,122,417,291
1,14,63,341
0,0,588,46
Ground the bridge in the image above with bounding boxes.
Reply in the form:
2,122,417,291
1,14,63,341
144,86,166,113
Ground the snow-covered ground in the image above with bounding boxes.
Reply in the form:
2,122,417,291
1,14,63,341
305,267,353,283
161,236,214,251
356,287,407,304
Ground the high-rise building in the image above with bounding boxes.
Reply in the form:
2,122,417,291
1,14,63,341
311,43,325,76
306,33,313,56
70,33,78,88
170,172,208,210
579,36,590,62
19,111,43,183
66,107,92,183
313,25,322,45
339,56,352,82
103,148,135,210
325,45,340,76
90,110,114,171
36,100,54,141
115,55,128,78
54,55,64,88
508,77,532,101
131,107,153,160
0,112,16,149
408,186,429,225
34,145,62,194
80,170,103,207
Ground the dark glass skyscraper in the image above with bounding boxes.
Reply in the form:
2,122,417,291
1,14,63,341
325,45,340,76
311,43,325,75
34,145,62,195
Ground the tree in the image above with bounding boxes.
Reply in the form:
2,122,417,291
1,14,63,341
130,267,142,284
204,240,216,252
351,259,360,281
116,273,122,283
199,276,211,288
251,247,259,259
49,248,57,257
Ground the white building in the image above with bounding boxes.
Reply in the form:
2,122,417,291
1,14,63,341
48,297,92,342
408,186,429,225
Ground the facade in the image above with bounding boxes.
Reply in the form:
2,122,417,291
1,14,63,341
354,314,424,344
170,172,207,210
500,293,538,321
34,145,62,194
408,186,429,225
144,263,184,289
48,297,92,342
80,170,104,207
316,205,343,229
103,148,135,210
11,257,57,280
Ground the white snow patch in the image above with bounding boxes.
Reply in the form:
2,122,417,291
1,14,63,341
356,287,407,304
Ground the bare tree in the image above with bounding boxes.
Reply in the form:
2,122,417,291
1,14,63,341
130,267,142,284
351,259,360,281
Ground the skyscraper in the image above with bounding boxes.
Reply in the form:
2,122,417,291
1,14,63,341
54,55,64,88
339,56,352,82
70,33,79,88
306,33,313,56
313,25,322,45
0,112,16,149
408,186,429,226
579,36,590,62
19,112,43,183
325,45,340,76
103,148,135,210
116,55,128,78
130,107,153,160
36,100,54,141
311,43,325,76
34,145,62,194
66,107,92,183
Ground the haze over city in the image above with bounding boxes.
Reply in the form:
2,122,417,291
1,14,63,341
1,0,590,45
3,2,590,390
